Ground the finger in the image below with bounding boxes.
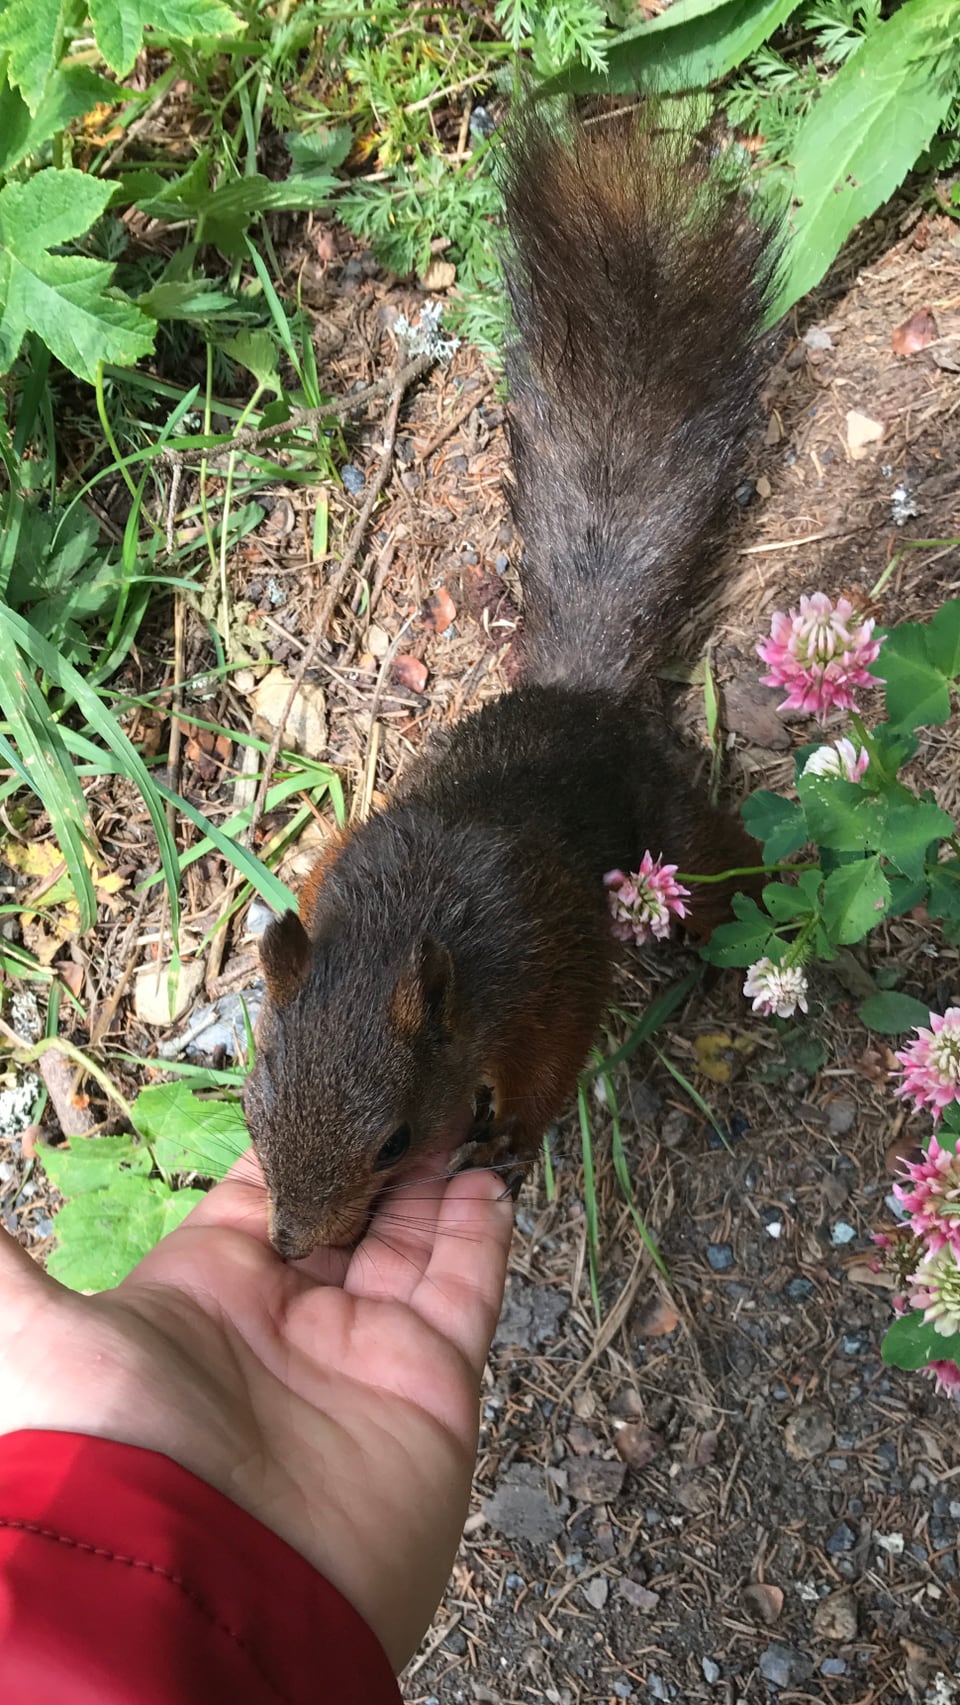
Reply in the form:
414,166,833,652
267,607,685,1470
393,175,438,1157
184,1150,272,1242
412,1167,514,1374
344,1158,450,1302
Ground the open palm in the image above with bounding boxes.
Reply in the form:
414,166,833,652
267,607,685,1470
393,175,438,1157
0,1159,513,1671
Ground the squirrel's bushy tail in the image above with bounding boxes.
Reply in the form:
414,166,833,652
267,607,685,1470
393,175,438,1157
501,103,777,695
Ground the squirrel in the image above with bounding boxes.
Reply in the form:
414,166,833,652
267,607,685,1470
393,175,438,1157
244,102,778,1259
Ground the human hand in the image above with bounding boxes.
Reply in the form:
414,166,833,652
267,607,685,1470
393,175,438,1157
0,1155,513,1670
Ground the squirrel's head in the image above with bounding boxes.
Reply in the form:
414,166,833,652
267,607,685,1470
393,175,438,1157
244,908,476,1259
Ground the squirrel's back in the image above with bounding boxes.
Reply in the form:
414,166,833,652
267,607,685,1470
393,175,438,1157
501,103,776,695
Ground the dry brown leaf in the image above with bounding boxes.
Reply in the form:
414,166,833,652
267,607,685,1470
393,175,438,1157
892,307,938,355
631,1294,679,1339
613,1423,663,1470
420,258,456,291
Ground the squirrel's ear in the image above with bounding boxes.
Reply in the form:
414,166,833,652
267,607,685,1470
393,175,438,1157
391,936,455,1036
260,909,312,1008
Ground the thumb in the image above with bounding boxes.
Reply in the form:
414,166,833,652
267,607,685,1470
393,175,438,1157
0,1224,60,1316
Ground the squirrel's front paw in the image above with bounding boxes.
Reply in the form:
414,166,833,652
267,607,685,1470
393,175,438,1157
450,1115,526,1196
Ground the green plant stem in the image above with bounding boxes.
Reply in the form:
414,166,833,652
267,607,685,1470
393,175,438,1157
870,539,960,600
676,861,818,884
95,364,139,503
1,1033,134,1121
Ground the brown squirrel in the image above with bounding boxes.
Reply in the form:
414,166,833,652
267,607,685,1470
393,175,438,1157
244,103,778,1258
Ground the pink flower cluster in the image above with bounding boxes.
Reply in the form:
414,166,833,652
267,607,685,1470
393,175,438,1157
604,853,689,947
894,1008,960,1124
758,592,882,722
893,1133,960,1255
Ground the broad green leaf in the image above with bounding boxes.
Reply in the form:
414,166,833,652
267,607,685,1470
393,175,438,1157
88,0,241,78
0,0,75,114
927,861,960,920
219,329,282,393
197,174,339,254
882,799,953,880
132,1081,249,1180
927,599,960,682
700,916,776,968
550,0,801,94
821,855,890,945
858,991,931,1035
0,169,154,380
797,775,885,852
47,1177,204,1291
882,1308,960,1373
741,790,808,862
136,279,239,321
769,0,960,321
876,623,951,731
40,1133,152,1197
0,65,115,173
762,880,817,922
286,126,353,176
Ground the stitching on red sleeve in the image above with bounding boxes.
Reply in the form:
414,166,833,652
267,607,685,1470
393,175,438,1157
0,1518,295,1705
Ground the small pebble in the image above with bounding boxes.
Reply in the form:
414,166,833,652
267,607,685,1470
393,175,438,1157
821,1658,847,1677
706,1243,734,1273
826,1523,856,1555
469,104,496,140
647,1675,669,1702
831,1221,856,1246
505,1573,524,1590
950,1501,960,1520
734,479,757,507
495,553,509,573
848,1497,864,1517
842,1332,867,1355
341,463,364,494
701,1659,720,1685
613,1681,634,1701
829,1457,848,1472
826,1098,856,1135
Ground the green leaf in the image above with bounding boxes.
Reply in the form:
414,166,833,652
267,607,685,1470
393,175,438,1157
741,790,808,862
876,623,951,731
219,329,282,393
858,991,931,1035
700,916,776,968
551,0,802,94
0,169,154,381
132,1081,249,1180
47,1177,204,1291
285,126,353,177
40,1133,152,1197
797,774,884,852
762,879,817,922
136,279,239,321
882,799,953,880
821,855,891,945
927,861,960,920
927,599,960,681
0,64,116,173
768,0,960,321
0,0,75,114
88,0,241,78
882,1308,960,1373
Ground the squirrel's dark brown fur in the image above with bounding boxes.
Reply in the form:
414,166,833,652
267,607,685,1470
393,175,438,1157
245,103,778,1258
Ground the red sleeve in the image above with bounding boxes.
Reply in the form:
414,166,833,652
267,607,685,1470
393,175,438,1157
0,1428,400,1705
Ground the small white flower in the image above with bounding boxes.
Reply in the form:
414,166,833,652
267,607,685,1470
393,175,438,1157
802,737,869,784
743,957,809,1020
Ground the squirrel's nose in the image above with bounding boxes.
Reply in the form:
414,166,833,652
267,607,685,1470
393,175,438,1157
268,1202,319,1263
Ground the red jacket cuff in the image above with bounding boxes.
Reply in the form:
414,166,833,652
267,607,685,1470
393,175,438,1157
0,1428,399,1705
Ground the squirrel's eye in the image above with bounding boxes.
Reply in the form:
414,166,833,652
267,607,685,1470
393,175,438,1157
374,1124,411,1171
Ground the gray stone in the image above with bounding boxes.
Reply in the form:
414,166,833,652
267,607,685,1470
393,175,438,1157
759,1645,813,1689
813,1593,858,1642
482,1466,569,1544
706,1243,735,1273
702,1659,720,1685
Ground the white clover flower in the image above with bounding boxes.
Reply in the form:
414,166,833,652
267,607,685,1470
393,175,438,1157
801,737,869,784
743,958,809,1020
